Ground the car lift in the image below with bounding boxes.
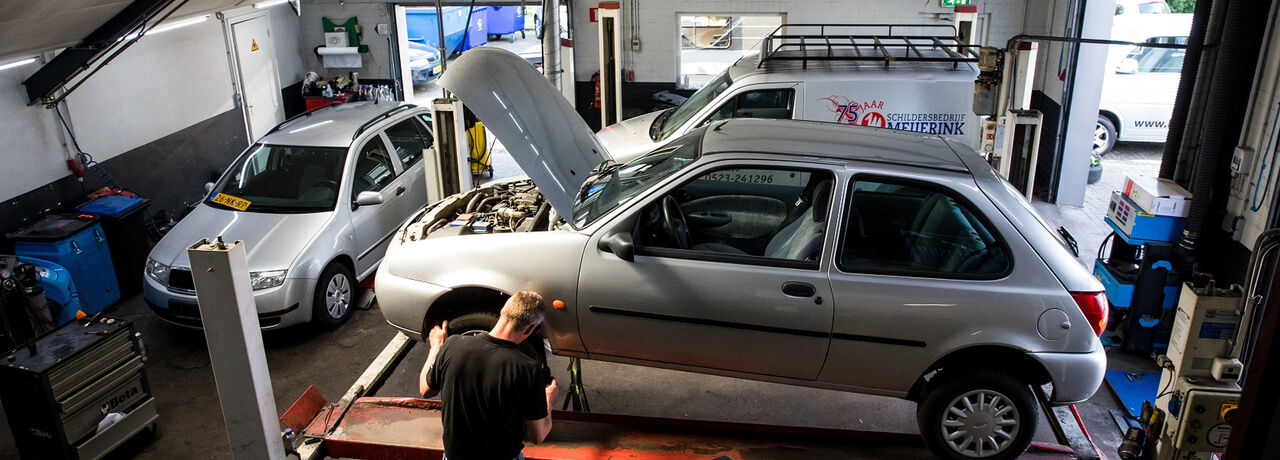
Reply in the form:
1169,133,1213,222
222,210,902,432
281,332,1103,460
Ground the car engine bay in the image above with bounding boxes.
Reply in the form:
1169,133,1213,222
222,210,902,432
398,179,561,242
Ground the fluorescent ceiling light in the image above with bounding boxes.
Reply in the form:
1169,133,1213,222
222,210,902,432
121,15,210,41
0,57,37,71
255,0,290,8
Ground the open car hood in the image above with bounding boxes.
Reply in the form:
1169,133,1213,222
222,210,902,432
440,47,611,220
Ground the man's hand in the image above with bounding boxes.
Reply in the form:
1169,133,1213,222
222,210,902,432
429,320,448,349
545,378,559,404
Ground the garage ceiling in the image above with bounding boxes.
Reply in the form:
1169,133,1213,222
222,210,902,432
0,0,252,61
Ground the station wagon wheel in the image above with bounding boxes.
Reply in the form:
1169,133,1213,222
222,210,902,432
312,263,355,330
917,370,1036,460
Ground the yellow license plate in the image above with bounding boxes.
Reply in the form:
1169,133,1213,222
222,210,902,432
211,193,251,211
434,65,443,74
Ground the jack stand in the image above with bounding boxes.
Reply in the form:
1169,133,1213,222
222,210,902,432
562,357,590,412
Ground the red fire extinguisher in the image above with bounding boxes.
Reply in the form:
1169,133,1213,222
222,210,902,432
592,72,601,109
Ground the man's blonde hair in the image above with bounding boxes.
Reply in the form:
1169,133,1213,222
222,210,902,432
502,290,546,331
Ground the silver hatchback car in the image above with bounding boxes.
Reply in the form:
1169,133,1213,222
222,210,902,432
377,49,1107,460
145,102,434,330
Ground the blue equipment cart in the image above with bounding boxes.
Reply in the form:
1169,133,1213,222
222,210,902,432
7,215,120,314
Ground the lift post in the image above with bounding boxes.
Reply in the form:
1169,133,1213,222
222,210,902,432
595,3,623,128
427,98,474,202
187,238,285,460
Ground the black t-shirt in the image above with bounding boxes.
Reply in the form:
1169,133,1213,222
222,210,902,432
428,333,548,460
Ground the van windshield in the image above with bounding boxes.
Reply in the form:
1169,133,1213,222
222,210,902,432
654,71,732,141
206,144,347,214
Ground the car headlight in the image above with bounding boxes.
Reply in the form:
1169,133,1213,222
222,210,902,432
146,258,170,284
249,270,288,291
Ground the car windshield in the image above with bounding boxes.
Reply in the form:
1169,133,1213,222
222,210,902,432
1129,36,1187,73
206,144,347,213
573,140,700,227
654,71,732,141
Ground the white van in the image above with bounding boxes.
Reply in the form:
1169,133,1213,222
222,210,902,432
596,26,982,160
1095,13,1191,156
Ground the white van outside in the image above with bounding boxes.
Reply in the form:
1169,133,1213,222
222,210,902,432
596,26,982,161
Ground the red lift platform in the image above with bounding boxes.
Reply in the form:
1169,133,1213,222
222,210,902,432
280,333,1100,459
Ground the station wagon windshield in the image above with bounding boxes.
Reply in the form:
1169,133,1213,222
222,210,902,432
653,71,732,141
573,140,700,227
206,144,347,213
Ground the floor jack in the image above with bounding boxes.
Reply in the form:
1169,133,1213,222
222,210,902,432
282,333,1102,460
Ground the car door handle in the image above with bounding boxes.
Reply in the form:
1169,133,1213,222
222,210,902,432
781,281,816,298
395,186,406,196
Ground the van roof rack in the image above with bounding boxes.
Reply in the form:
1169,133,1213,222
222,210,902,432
756,24,981,70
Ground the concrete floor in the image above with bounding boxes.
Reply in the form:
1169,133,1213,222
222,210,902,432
0,143,1165,460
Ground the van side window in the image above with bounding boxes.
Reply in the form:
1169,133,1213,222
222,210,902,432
701,88,794,126
838,179,1010,278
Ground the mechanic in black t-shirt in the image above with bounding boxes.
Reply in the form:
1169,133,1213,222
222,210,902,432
419,290,558,460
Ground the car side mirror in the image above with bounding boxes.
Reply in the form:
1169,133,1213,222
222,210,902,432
204,182,215,194
1115,58,1139,74
354,191,384,208
598,232,635,262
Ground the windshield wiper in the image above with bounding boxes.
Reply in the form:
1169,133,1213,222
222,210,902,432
1057,226,1079,257
650,109,673,141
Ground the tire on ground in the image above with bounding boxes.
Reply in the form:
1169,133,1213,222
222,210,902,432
312,263,355,330
1095,115,1118,156
916,369,1038,460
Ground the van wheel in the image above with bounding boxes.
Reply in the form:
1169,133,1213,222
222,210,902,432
312,264,355,330
917,370,1036,460
1094,116,1117,156
441,311,546,365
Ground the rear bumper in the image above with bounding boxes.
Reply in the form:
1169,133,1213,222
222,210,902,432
1030,345,1108,404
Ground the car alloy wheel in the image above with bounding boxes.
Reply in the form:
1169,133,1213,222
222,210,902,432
940,389,1021,458
325,274,352,319
1094,116,1117,156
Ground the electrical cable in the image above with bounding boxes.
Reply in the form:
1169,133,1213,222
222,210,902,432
1250,101,1280,211
54,104,120,190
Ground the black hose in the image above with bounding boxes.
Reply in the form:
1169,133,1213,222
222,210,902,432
427,218,449,233
1174,0,1266,275
476,196,502,212
1159,0,1214,179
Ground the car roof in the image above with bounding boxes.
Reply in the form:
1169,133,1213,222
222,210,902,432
258,101,421,148
697,118,971,173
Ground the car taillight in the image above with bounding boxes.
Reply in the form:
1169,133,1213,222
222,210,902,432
1071,291,1109,336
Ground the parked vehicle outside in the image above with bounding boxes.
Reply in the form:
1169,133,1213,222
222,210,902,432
144,102,435,330
1095,14,1191,155
376,48,1108,460
407,41,443,85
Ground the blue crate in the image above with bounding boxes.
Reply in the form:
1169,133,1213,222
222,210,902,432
9,216,119,314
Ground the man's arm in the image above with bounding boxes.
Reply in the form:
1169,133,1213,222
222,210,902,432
524,378,558,444
418,321,449,399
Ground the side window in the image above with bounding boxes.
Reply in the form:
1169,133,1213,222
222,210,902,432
351,138,396,199
701,88,794,126
635,166,833,266
839,179,1009,277
385,118,433,167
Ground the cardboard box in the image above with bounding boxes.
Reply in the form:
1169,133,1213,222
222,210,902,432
1107,191,1185,242
1124,176,1191,217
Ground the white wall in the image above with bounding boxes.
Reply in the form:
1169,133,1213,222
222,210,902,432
299,1,396,80
1228,0,1280,247
571,0,1032,83
0,7,302,204
0,65,75,202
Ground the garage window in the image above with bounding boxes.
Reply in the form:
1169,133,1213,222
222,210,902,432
838,178,1010,278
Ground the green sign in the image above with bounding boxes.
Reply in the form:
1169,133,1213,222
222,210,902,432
941,0,972,6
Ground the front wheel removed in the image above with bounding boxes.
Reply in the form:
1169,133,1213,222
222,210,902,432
917,370,1037,460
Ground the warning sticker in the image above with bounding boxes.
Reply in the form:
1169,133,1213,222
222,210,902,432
211,193,251,211
251,39,260,52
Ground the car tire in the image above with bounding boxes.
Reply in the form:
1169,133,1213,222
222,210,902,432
443,311,547,365
917,370,1037,460
312,263,355,330
1094,116,1118,156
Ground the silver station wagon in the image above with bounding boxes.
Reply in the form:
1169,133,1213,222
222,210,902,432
145,102,434,330
376,48,1107,460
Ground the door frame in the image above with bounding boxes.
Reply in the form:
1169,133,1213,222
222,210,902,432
220,9,284,144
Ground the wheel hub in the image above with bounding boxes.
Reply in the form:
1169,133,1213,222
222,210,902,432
941,389,1020,458
325,275,351,318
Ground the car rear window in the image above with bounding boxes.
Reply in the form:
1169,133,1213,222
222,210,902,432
838,177,1011,278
